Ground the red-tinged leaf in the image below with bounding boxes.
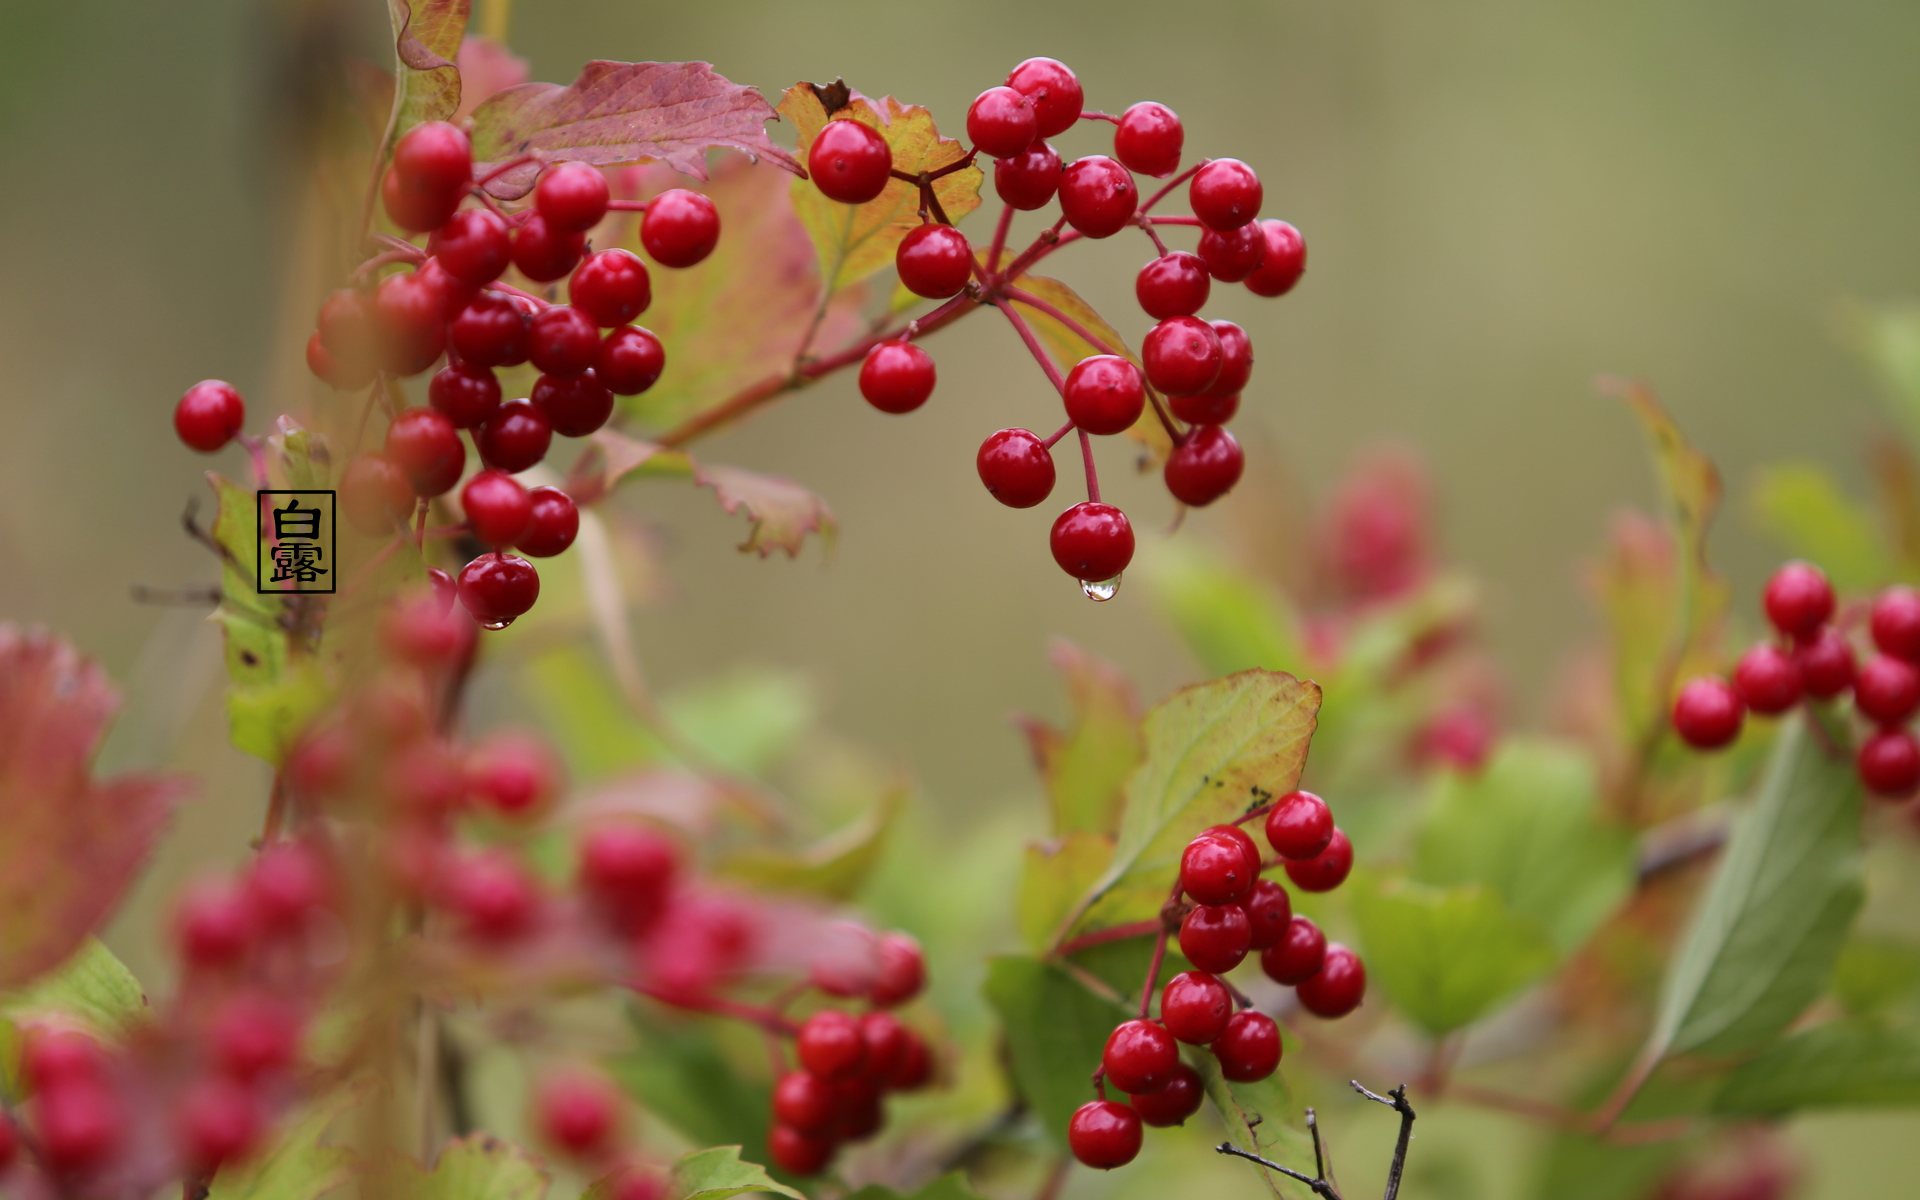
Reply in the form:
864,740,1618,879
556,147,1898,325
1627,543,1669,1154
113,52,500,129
0,627,191,989
472,62,802,199
776,85,985,294
565,428,693,507
1014,640,1143,839
454,34,528,122
1007,273,1173,462
697,464,837,558
387,0,471,130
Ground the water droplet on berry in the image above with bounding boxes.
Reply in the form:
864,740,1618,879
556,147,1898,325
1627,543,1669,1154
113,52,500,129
1081,576,1121,602
479,618,514,631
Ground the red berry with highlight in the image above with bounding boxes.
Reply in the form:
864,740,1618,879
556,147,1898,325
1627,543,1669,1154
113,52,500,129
994,141,1061,210
1068,1100,1141,1170
895,224,973,298
461,469,533,547
1796,628,1857,698
512,215,587,283
429,362,502,428
1207,321,1254,396
534,162,611,233
1859,728,1920,798
1284,827,1353,894
1143,315,1222,396
1204,822,1262,867
768,1125,835,1176
1050,502,1135,581
469,733,558,817
797,1010,867,1081
860,1011,909,1081
1161,970,1232,1044
1260,915,1328,985
1064,354,1147,435
967,86,1038,158
1102,1018,1178,1094
773,1071,836,1135
1672,677,1745,749
809,120,893,205
175,880,255,969
871,931,927,1007
1245,220,1307,297
451,293,531,367
1872,586,1920,662
1190,158,1263,231
35,1080,125,1174
385,407,465,497
431,208,510,285
457,553,541,627
1199,223,1267,282
1212,1010,1280,1082
1113,101,1183,177
519,487,580,558
641,189,720,267
1165,425,1244,507
383,122,470,231
1180,902,1252,974
373,271,449,376
571,249,652,327
1733,643,1802,715
1058,156,1138,238
1296,943,1366,1017
1266,790,1333,860
977,428,1055,508
445,851,539,939
1857,655,1920,726
1006,57,1083,138
860,341,936,414
1764,561,1836,640
477,398,553,473
1136,252,1210,319
1180,831,1256,905
533,370,614,437
1130,1063,1203,1127
528,306,600,378
175,381,245,452
1171,390,1239,426
598,325,666,395
1242,879,1293,951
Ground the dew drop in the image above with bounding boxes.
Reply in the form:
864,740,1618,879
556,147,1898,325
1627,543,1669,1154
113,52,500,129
479,618,514,631
1081,575,1121,602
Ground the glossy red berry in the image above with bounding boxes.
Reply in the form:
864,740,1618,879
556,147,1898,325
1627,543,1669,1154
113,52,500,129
1759,561,1834,639
1284,827,1353,894
178,1077,262,1171
1190,158,1263,231
1245,220,1307,297
859,341,936,414
994,141,1061,210
809,120,893,205
341,452,415,535
383,136,467,231
1143,315,1223,396
1136,252,1210,319
860,1011,909,1081
1211,1010,1280,1081
578,824,678,933
1180,830,1257,905
1859,728,1920,797
537,1071,619,1155
1102,1018,1178,1094
529,306,600,378
373,271,448,376
1872,586,1920,662
512,215,588,283
1672,677,1745,749
1858,654,1920,725
1796,628,1857,698
385,407,465,497
477,398,553,473
1266,790,1334,860
1129,1063,1203,1127
598,325,666,395
895,224,973,298
429,362,502,428
571,249,652,327
773,1071,837,1135
1733,643,1802,715
1165,425,1245,507
1050,502,1135,582
1241,879,1293,951
641,188,721,267
768,1124,835,1176
1207,321,1254,396
871,931,927,1007
1058,156,1138,239
1261,915,1328,985
1180,903,1252,974
175,380,245,452
457,553,541,628
431,208,510,285
533,370,614,437
977,428,1055,507
1296,943,1366,1017
417,256,479,319
1113,101,1183,177
461,469,533,547
1064,354,1147,435
451,293,532,367
535,161,611,233
175,880,255,969
797,1010,867,1081
1205,822,1263,866
1199,223,1267,282
967,86,1038,158
1161,970,1232,1044
1006,57,1083,137
519,487,580,558
1068,1100,1141,1170
1171,390,1239,426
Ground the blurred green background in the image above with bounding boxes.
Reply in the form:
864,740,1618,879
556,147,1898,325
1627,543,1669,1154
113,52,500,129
3,1,1919,1196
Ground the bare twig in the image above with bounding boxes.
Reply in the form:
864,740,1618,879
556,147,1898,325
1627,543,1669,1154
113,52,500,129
1214,1082,1418,1200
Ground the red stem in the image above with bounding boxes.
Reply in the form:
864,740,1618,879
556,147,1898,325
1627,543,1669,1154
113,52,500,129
1136,217,1170,257
1042,419,1074,449
1001,217,1075,280
635,987,801,1036
986,205,1015,274
1149,214,1204,227
487,282,554,310
1003,286,1122,357
474,153,539,190
1053,919,1163,958
1140,162,1205,215
998,302,1067,395
1078,429,1101,503
1138,928,1170,1019
1078,111,1122,125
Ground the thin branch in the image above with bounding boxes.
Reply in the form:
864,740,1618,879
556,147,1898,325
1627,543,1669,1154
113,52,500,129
1351,1083,1416,1200
1078,429,1101,503
998,301,1068,395
1138,928,1170,1019
1216,1143,1342,1200
1051,919,1161,959
987,204,1016,273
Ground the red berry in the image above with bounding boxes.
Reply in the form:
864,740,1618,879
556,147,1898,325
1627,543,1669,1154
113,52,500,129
1260,915,1328,985
428,565,457,612
1050,502,1135,582
1207,321,1254,396
891,1029,932,1090
578,824,678,934
768,1124,835,1176
373,271,448,376
1245,220,1307,297
809,120,893,205
641,189,721,267
444,850,539,939
1165,426,1245,507
1241,879,1293,951
178,1076,263,1171
1190,158,1263,231
450,293,532,367
977,428,1056,508
34,1078,125,1175
175,880,255,969
773,1071,837,1135
1102,1018,1178,1094
1143,315,1223,396
317,288,378,387
1113,102,1183,177
598,325,667,395
1006,58,1084,138
1160,970,1232,1044
860,341,936,414
245,839,332,932
1211,1010,1280,1081
340,452,415,535
468,732,558,818
1672,677,1745,749
174,380,246,453
428,362,502,429
1180,830,1257,905
1284,828,1353,893
1856,654,1920,726
1129,1063,1203,1127
1180,902,1252,974
512,214,588,283
1171,390,1239,426
1064,354,1147,435
1763,561,1836,640
461,469,533,547
306,331,341,388
385,407,465,497
1859,728,1920,797
385,121,471,230
23,1031,107,1090
1058,156,1138,239
537,1070,619,1155
966,86,1038,158
380,164,452,234
797,1010,867,1080
212,993,302,1082
871,931,927,1007
416,256,479,320
457,553,541,628
994,141,1061,210
1136,252,1210,319
535,162,611,232
1733,643,1803,715
533,370,614,437
860,1011,909,1081
1198,223,1267,282
519,487,580,558
571,249,652,327
529,305,601,377
477,398,553,473
1204,822,1262,866
1872,586,1920,662
895,224,973,299
1296,943,1366,1017
1796,628,1857,698
431,208,511,285
1068,1099,1141,1170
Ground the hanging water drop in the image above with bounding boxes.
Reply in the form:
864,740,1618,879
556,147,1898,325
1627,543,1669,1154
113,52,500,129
1081,575,1121,602
479,618,514,631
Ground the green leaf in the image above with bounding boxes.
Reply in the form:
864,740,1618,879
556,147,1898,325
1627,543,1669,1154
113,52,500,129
1016,833,1113,955
1414,740,1634,954
982,955,1131,1146
664,669,814,777
717,780,905,900
845,1173,981,1200
1714,1021,1920,1114
400,1134,548,1200
1644,715,1864,1061
1848,303,1920,448
523,647,669,781
1751,464,1896,593
207,1091,358,1200
1014,640,1142,838
386,1,470,131
1200,1060,1314,1200
611,1006,770,1155
1352,878,1558,1036
1831,937,1920,1016
0,938,146,1036
663,1146,803,1200
1139,541,1302,678
1530,1068,1711,1200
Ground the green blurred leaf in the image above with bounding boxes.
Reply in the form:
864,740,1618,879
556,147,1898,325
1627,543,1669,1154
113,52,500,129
1530,1068,1713,1200
208,1091,358,1200
845,1174,981,1200
665,670,814,777
1644,716,1864,1061
1849,303,1920,447
1751,464,1894,593
982,955,1131,1146
1201,1060,1313,1200
1832,937,1920,1016
386,1,470,132
1141,541,1302,678
1016,640,1141,838
611,1007,770,1155
661,1146,802,1200
1353,878,1558,1036
718,780,905,900
1414,740,1633,953
0,938,146,1036
404,1134,549,1200
1714,1021,1920,1114
1064,935,1193,1002
1016,833,1114,955
524,647,668,781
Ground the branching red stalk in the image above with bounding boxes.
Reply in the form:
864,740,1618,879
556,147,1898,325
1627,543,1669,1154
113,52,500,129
1140,162,1205,214
635,987,802,1036
998,302,1068,395
1051,919,1162,959
1042,420,1075,450
986,205,1015,274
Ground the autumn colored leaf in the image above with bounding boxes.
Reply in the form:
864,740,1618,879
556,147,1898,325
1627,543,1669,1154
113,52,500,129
777,85,984,295
454,34,527,122
698,464,838,558
718,780,906,900
565,428,694,506
0,627,191,990
1006,273,1172,461
472,63,802,199
1014,639,1142,838
387,0,470,131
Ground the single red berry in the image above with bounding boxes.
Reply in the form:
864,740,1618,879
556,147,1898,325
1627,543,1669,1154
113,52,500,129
571,249,652,327
174,380,246,453
872,931,927,1007
457,553,541,628
994,141,1061,210
533,370,614,437
1733,643,1803,715
859,341,936,414
1050,502,1135,582
1113,101,1183,177
512,215,588,283
416,256,479,320
340,452,414,535
428,362,502,429
178,1076,263,1171
1102,1018,1178,1094
305,331,341,388
23,1031,107,1091
1265,790,1333,860
175,880,256,969
537,1071,619,1155
1859,728,1920,797
1204,822,1263,867
1761,561,1836,640
1872,586,1920,662
797,1010,867,1080
1135,252,1210,319
450,293,532,367
1207,321,1254,396
431,208,510,285
641,188,721,267
598,325,667,395
1261,915,1328,985
977,428,1056,508
373,271,448,376
1199,223,1267,282
477,398,553,473
385,407,465,497
966,85,1038,158
1284,828,1353,894
768,1124,835,1176
461,469,533,547
1068,1100,1141,1170
468,732,558,818
1212,1010,1280,1082
606,1169,668,1200
860,1011,909,1081
1241,879,1293,951
385,121,470,230
1058,156,1138,239
773,1071,837,1135
1130,1063,1203,1127
891,1028,932,1090
1171,390,1239,426
535,162,611,232
245,839,332,932
519,487,580,558
1190,158,1263,231
1672,677,1745,749
578,824,678,934
895,224,974,298
1006,57,1084,137
809,120,893,205
1180,902,1253,974
1796,627,1857,698
1064,354,1147,435
1143,315,1223,396
1856,654,1920,726
1296,943,1366,1018
1180,830,1257,905
1245,220,1307,297
1161,970,1232,1044
34,1078,125,1175
529,305,601,378
380,161,452,234
1165,425,1245,507
212,993,302,1081
444,850,539,939
317,288,378,387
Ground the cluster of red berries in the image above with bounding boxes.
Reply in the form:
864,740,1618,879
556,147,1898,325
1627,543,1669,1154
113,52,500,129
809,57,1305,596
1066,791,1365,1170
1673,561,1920,798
